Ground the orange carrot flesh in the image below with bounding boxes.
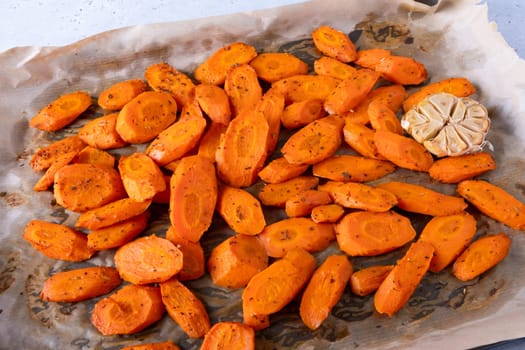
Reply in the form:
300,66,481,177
224,63,263,116
350,265,394,296
452,233,512,281
144,62,195,107
374,241,434,316
457,180,525,230
256,88,285,155
118,152,166,201
250,52,309,83
76,198,152,230
201,322,255,350
312,154,396,182
217,185,266,235
299,255,352,330
318,181,398,212
30,136,86,172
195,84,232,124
375,55,427,85
160,278,210,338
258,176,319,207
29,91,92,131
354,48,392,69
428,152,496,184
419,212,477,272
310,203,345,223
258,157,309,184
114,235,183,285
121,341,180,350
335,211,416,256
87,211,149,251
312,25,357,63
314,56,358,80
91,284,165,335
342,121,385,159
33,151,78,192
285,189,332,218
197,122,228,161
165,226,206,281
281,99,326,130
243,310,270,331
73,146,115,168
40,266,121,302
271,74,340,103
367,99,403,134
98,79,147,111
374,130,434,172
77,113,128,150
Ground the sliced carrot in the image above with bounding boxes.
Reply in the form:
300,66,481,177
195,84,232,124
116,91,177,144
29,91,92,131
354,48,392,69
152,174,171,204
40,266,121,302
145,62,195,107
285,189,332,218
163,159,182,173
428,152,496,183
367,99,403,134
258,176,319,207
115,235,183,285
160,278,210,338
299,255,352,330
215,110,269,187
207,234,268,289
197,122,228,161
311,203,345,223
374,130,434,172
224,63,262,116
121,341,180,350
318,181,398,212
217,185,266,235
343,121,384,159
281,115,344,165
374,241,434,316
335,211,416,256
23,220,94,262
350,265,394,296
169,155,218,242
87,211,149,251
255,88,285,155
243,310,270,331
76,198,151,230
73,146,115,168
312,154,396,182
376,181,468,217
201,322,255,350
257,217,335,258
77,113,128,149
33,152,78,192
312,25,356,63
30,135,86,171
258,157,309,184
165,225,205,281
374,55,427,85
98,79,147,111
457,180,525,230
452,233,512,281
419,212,477,272
271,74,340,103
91,284,165,335
281,99,326,130
314,56,358,80
118,152,166,201
250,52,309,83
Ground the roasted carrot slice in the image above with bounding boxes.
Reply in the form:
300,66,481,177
335,211,416,256
30,135,86,171
374,55,427,85
76,198,151,230
281,115,344,165
29,91,92,131
318,181,398,212
428,152,496,184
197,122,228,161
257,217,335,258
374,130,434,172
374,241,434,316
311,203,345,224
165,225,205,281
53,163,126,212
452,233,511,281
255,88,285,155
376,181,468,217
243,310,270,331
152,174,171,204
194,42,258,85
271,74,340,103
195,84,232,124
217,185,266,235
350,265,394,296
367,99,403,134
314,56,358,80
201,322,255,350
91,284,165,335
73,146,115,168
116,91,177,144
250,52,309,83
23,220,94,262
419,212,477,272
121,341,180,350
98,79,147,111
300,255,352,330
118,152,166,201
33,152,78,192
207,234,268,289
342,121,384,159
312,154,396,182
160,278,210,338
115,235,183,285
457,180,525,230
312,25,356,63
281,99,326,130
40,266,121,302
215,110,269,187
354,48,392,69
285,189,332,218
258,157,309,184
258,176,319,207
169,155,218,242
224,63,262,116
77,113,128,149
145,62,195,107
87,211,149,251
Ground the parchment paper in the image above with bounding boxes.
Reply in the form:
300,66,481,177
1,0,525,349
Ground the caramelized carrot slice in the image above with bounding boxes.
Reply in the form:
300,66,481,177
318,181,398,212
217,185,266,235
312,25,357,63
76,198,151,230
350,265,394,296
165,226,205,281
87,211,149,251
98,79,147,111
29,91,92,131
310,203,345,224
374,130,434,172
258,157,309,184
30,135,86,171
258,176,319,207
118,152,166,201
375,55,427,85
428,152,496,184
368,99,403,134
255,88,285,155
201,322,255,350
314,56,358,80
281,99,326,130
250,52,309,83
145,62,195,107
272,74,340,103
224,63,262,116
285,189,332,218
77,113,127,150
312,154,396,182
195,84,232,125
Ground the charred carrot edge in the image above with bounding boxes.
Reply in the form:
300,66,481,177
271,74,340,103
77,113,128,150
87,211,150,251
281,99,326,130
224,63,262,117
310,203,345,224
314,56,358,80
428,152,496,184
195,84,232,125
145,62,195,107
165,225,206,281
200,322,255,350
118,152,166,202
258,176,319,207
250,52,309,83
98,79,147,111
285,189,332,218
30,136,86,172
312,25,357,63
76,198,152,230
318,181,398,212
312,154,396,182
374,55,427,85
374,130,434,172
29,91,92,131
350,265,394,296
217,185,266,235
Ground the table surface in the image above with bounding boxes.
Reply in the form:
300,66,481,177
0,1,523,349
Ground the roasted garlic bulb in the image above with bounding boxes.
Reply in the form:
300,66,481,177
401,92,490,157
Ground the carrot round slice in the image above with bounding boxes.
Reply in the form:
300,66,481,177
312,25,357,63
375,55,427,85
87,211,150,251
30,136,86,171
98,79,147,110
119,152,166,201
374,130,434,172
224,63,263,117
428,152,496,184
145,62,196,107
217,185,266,235
166,225,206,281
201,322,255,350
195,84,232,124
312,154,396,182
76,197,152,230
350,265,394,296
318,181,398,212
250,52,309,83
29,91,92,131
77,113,128,150
314,56,358,80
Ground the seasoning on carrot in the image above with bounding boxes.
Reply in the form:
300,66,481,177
310,203,345,224
87,211,150,251
255,88,285,155
258,157,309,184
318,181,398,212
258,176,319,207
77,113,128,149
224,63,263,116
98,79,147,111
312,154,396,182
33,152,78,192
29,91,92,131
76,197,152,230
216,185,266,235
145,62,195,107
281,99,326,130
195,84,232,125
73,146,115,168
118,152,166,202
342,121,384,160
200,322,255,350
285,189,332,218
271,74,340,103
367,98,403,134
428,152,496,184
314,56,358,80
312,25,357,63
250,52,309,83
374,55,427,85
350,265,394,296
165,225,206,281
30,135,86,172
374,130,434,172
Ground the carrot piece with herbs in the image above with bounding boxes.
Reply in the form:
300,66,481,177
311,203,345,223
300,255,352,330
116,91,177,144
54,163,126,212
207,234,268,289
215,110,269,187
257,217,335,258
281,99,326,130
428,152,496,183
354,48,392,69
76,197,151,230
457,180,525,230
318,181,398,212
77,113,127,149
23,220,94,261
419,212,477,272
217,185,266,235
33,152,78,192
30,135,86,171
335,211,416,256
165,226,205,281
285,189,332,218
271,74,340,103
452,233,511,281
197,122,227,161
258,157,309,184
98,79,147,110
145,62,195,107
250,52,309,83
40,266,121,302
258,176,319,207
367,99,403,134
87,211,149,251
374,55,427,85
73,146,115,168
29,91,92,131
281,115,344,165
169,155,218,242
312,25,357,63
314,56,358,80
313,154,396,182
160,278,210,338
343,121,384,159
374,130,434,172
374,241,434,316
201,322,255,350
350,265,394,296
115,235,183,285
118,152,166,201
194,42,258,85
121,341,180,350
195,84,232,124
255,88,285,155
91,284,165,335
402,77,476,112
224,63,262,116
